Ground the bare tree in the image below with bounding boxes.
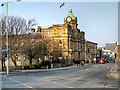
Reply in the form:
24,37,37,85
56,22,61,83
21,34,50,68
20,35,63,68
0,15,36,35
51,42,62,63
1,15,36,67
43,37,62,62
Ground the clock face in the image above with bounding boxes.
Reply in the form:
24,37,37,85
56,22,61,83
67,17,71,22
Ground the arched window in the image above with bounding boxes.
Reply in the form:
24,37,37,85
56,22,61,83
59,30,62,34
54,30,57,35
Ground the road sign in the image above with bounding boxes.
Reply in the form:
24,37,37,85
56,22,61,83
59,57,62,60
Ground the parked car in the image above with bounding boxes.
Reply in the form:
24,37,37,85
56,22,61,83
104,58,108,63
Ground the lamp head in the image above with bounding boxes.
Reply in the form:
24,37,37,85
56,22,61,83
1,3,4,6
16,0,21,2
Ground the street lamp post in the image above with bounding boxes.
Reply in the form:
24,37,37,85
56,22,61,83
21,43,24,70
85,40,86,62
68,35,72,64
6,1,9,75
1,0,21,74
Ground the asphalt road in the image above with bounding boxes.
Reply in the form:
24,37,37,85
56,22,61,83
2,63,119,89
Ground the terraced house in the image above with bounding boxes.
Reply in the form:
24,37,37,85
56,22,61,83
85,41,98,63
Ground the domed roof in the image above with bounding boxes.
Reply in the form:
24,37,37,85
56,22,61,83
67,8,76,19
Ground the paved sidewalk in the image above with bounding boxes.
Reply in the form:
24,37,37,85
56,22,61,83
15,65,77,73
1,64,90,75
108,59,119,79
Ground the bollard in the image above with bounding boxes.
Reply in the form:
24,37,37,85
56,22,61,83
51,64,53,69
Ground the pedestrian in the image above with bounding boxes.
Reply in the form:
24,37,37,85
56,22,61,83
76,60,80,67
93,58,96,64
81,61,84,66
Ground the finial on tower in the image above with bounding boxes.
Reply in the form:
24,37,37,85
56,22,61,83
69,8,72,13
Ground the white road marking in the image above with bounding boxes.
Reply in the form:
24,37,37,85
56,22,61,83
3,76,36,89
107,64,117,77
81,70,85,71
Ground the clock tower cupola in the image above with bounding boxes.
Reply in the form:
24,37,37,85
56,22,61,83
64,8,78,29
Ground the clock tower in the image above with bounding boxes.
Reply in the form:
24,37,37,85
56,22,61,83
64,8,78,29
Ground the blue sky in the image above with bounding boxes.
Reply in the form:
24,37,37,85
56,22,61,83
1,2,118,47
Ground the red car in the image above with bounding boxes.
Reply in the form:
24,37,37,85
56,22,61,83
99,58,105,64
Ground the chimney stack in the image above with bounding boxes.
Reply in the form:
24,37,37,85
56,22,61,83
31,28,35,33
37,26,41,32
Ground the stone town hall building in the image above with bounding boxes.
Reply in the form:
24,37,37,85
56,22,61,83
32,9,86,62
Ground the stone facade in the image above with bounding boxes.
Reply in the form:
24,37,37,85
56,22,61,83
85,41,98,63
105,42,117,51
36,9,85,62
117,45,120,59
115,45,120,59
